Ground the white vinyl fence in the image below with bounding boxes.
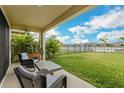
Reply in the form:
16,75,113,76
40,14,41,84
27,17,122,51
60,45,124,54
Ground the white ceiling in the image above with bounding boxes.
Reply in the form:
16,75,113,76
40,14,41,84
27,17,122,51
3,5,71,29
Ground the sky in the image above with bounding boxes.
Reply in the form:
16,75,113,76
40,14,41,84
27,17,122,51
46,5,124,44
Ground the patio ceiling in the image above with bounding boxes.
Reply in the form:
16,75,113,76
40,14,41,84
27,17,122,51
2,5,95,32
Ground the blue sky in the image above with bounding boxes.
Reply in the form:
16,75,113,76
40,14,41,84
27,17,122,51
46,5,124,44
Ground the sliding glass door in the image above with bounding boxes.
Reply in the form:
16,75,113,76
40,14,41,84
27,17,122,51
0,8,10,84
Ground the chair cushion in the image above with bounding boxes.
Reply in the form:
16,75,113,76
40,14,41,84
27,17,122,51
17,66,35,78
46,74,57,88
16,66,36,88
21,53,29,60
16,66,58,88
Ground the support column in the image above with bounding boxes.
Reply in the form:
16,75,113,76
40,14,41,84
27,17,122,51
39,31,46,60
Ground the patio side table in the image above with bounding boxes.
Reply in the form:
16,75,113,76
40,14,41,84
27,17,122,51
35,60,63,74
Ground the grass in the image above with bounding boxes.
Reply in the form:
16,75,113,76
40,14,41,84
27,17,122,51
53,52,124,88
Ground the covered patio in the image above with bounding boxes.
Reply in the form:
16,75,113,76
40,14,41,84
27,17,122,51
2,63,95,88
1,5,95,60
0,5,95,88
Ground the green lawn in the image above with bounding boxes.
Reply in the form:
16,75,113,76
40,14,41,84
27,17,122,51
53,52,124,88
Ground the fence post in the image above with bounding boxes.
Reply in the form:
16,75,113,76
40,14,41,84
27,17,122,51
80,45,81,52
103,46,105,53
84,46,86,52
101,46,102,53
67,45,69,54
74,45,76,53
111,46,112,53
94,46,96,52
87,45,89,52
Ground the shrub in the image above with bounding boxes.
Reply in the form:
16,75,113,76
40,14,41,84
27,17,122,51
45,35,61,59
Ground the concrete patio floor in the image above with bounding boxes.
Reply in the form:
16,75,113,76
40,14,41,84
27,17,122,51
1,63,95,88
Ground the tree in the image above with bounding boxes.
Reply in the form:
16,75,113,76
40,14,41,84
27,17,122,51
120,37,124,47
11,34,40,63
120,37,124,40
45,35,61,59
99,36,108,52
11,34,34,54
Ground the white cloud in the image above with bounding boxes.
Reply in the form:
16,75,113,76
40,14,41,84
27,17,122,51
81,39,89,43
68,6,124,44
68,25,96,44
69,26,90,44
57,35,70,44
69,26,84,33
85,7,124,29
71,34,89,44
68,6,124,38
97,30,124,42
71,38,89,44
46,6,124,44
45,27,60,38
45,27,70,44
69,25,97,35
